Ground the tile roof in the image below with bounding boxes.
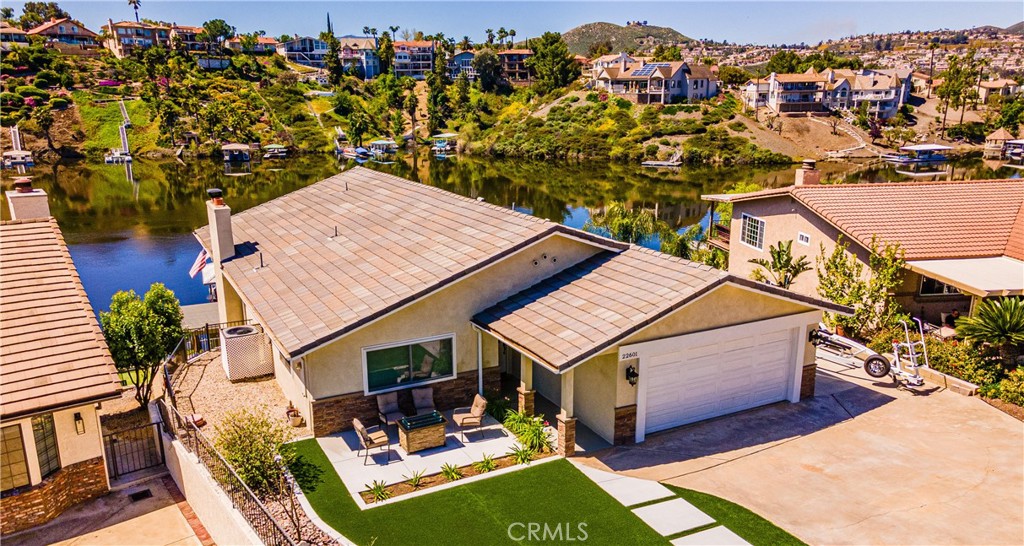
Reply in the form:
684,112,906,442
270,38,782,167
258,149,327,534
1,22,27,35
473,248,848,371
27,17,97,37
0,218,121,420
194,167,615,358
498,49,533,55
703,179,1024,261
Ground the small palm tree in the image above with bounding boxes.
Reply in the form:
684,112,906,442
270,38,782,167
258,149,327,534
128,0,141,23
459,35,471,51
497,27,508,49
660,224,703,260
956,298,1024,361
584,202,656,245
748,240,811,289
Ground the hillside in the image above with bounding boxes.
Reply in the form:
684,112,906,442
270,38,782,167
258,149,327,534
563,22,691,56
1005,21,1024,35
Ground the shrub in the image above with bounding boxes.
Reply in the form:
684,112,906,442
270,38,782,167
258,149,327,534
215,409,296,496
1,92,23,107
33,69,59,88
484,391,513,422
870,328,1004,386
658,138,670,146
404,469,425,489
440,462,463,481
613,97,632,110
644,143,660,157
995,369,1024,406
585,92,599,103
563,95,579,103
49,97,69,109
365,480,392,502
472,454,497,473
16,86,49,100
508,444,536,465
503,410,552,452
728,120,747,132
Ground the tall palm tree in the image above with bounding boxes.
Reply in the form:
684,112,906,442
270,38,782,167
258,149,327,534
485,28,494,46
459,35,471,51
128,0,141,23
508,29,517,48
957,298,1024,361
748,240,811,289
389,25,399,36
362,26,371,37
497,27,507,49
926,42,938,98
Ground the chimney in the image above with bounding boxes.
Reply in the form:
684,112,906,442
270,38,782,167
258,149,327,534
794,159,820,186
206,188,234,262
5,177,51,219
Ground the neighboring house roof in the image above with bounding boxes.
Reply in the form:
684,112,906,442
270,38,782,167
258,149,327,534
226,36,280,45
598,61,686,81
171,25,203,33
0,218,121,420
703,179,1024,261
27,17,97,37
498,49,532,56
194,168,619,358
1,22,27,35
473,247,849,372
107,20,168,29
773,73,827,83
394,40,433,48
685,64,714,79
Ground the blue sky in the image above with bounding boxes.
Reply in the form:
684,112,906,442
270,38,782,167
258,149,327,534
11,1,1023,45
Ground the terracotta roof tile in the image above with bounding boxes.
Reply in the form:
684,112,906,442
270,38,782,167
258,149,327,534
704,179,1024,261
0,218,121,419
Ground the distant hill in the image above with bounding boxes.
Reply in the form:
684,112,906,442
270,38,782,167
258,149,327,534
1005,21,1024,34
562,22,691,56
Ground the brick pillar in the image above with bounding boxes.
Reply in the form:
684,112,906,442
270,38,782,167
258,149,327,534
800,363,817,399
557,415,576,457
517,387,535,416
613,405,637,445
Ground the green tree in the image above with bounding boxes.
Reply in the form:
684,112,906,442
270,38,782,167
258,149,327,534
403,91,418,135
128,0,141,23
718,66,752,87
660,224,703,260
377,31,395,75
749,240,811,289
957,298,1024,362
485,28,495,46
31,104,55,151
322,32,343,86
1,7,15,23
587,40,612,57
816,236,906,338
652,44,681,62
19,2,68,28
347,110,370,145
471,48,501,92
765,50,800,74
451,71,470,112
584,201,656,244
497,27,508,49
100,283,183,409
199,18,234,55
458,35,471,51
525,32,577,94
994,95,1023,135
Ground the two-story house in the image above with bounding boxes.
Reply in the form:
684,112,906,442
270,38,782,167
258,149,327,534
448,50,476,80
103,19,170,58
276,35,330,68
26,17,98,47
393,40,434,79
0,22,29,51
338,36,380,79
169,24,205,52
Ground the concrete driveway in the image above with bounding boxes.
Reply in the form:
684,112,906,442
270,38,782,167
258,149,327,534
577,357,1024,546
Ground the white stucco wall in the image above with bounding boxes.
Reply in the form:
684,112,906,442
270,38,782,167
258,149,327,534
1,403,105,487
573,353,617,443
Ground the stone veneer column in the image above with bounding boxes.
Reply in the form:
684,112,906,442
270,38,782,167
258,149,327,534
517,387,535,416
800,363,817,399
557,416,577,457
613,405,637,445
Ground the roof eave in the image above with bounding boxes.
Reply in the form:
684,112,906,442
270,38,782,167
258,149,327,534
1,390,123,422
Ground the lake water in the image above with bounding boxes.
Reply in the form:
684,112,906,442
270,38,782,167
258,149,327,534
1,152,1015,313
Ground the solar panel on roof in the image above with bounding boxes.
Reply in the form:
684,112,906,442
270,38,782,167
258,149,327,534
633,62,672,76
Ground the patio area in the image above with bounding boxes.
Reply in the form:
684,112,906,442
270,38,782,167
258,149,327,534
316,409,520,504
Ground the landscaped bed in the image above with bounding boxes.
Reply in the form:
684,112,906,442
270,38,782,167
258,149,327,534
291,439,801,545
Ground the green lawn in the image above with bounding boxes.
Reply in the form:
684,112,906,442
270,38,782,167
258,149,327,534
73,92,161,156
117,368,151,387
664,485,806,546
292,439,665,545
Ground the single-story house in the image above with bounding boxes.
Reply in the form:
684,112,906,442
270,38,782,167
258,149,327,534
1,183,122,535
196,168,846,455
702,165,1024,325
977,78,1021,103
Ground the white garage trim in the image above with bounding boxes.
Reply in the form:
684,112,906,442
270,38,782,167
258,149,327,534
623,310,819,443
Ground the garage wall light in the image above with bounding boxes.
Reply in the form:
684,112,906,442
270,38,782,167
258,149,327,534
74,412,86,435
625,365,639,386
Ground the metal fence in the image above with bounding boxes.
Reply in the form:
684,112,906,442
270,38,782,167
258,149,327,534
162,320,251,415
184,320,250,361
104,422,165,480
158,399,296,546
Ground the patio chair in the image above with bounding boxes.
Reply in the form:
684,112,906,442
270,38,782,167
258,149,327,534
452,394,488,441
377,392,404,428
411,355,434,379
353,418,391,465
412,387,435,416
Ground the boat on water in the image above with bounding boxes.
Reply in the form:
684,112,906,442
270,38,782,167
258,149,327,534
368,139,398,155
222,143,252,162
104,149,132,164
263,144,288,159
431,133,457,157
340,146,370,160
2,150,34,168
1004,139,1024,160
881,144,952,165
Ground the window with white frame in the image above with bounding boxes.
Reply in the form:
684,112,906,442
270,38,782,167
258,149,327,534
797,232,811,246
740,214,765,250
364,335,455,393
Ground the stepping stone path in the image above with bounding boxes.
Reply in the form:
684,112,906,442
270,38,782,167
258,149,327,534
571,461,752,545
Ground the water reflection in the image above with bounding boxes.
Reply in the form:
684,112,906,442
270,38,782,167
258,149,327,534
1,152,1015,311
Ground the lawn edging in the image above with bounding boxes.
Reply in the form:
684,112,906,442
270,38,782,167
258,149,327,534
919,365,979,396
294,485,355,545
361,453,563,511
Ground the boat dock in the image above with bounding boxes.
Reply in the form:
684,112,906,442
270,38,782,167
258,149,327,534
3,125,34,170
642,149,682,167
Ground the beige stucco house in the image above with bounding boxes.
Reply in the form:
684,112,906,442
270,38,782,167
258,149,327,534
1,184,122,535
703,167,1024,326
196,167,846,455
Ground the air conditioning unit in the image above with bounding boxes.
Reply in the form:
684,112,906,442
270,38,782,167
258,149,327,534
220,325,272,381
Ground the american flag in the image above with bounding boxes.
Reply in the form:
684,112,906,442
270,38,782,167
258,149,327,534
189,249,209,278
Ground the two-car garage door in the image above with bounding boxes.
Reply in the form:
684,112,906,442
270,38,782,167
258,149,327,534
626,315,811,440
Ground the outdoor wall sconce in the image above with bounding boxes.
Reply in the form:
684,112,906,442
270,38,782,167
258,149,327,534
74,412,85,435
625,365,639,386
293,358,303,372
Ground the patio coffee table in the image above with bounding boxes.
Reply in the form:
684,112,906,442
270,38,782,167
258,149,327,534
397,411,448,453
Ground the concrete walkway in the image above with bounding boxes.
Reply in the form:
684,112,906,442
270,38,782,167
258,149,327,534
571,461,750,545
577,358,1024,546
5,476,210,546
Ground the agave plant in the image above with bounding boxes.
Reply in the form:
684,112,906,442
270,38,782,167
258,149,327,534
749,240,811,289
364,480,391,502
956,298,1024,361
403,469,425,489
440,462,463,481
472,454,497,473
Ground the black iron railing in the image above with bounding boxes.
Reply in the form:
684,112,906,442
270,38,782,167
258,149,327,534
158,399,296,546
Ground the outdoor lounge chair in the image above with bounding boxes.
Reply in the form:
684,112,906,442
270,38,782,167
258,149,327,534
377,391,404,428
353,418,391,465
452,394,488,441
411,355,434,379
412,387,436,416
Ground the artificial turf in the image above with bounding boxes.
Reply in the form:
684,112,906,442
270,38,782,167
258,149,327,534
290,438,667,545
664,485,807,546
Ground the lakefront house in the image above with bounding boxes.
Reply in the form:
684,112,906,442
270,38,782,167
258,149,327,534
103,19,170,58
1,182,122,535
393,40,434,79
25,17,99,47
591,56,718,104
195,168,845,456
